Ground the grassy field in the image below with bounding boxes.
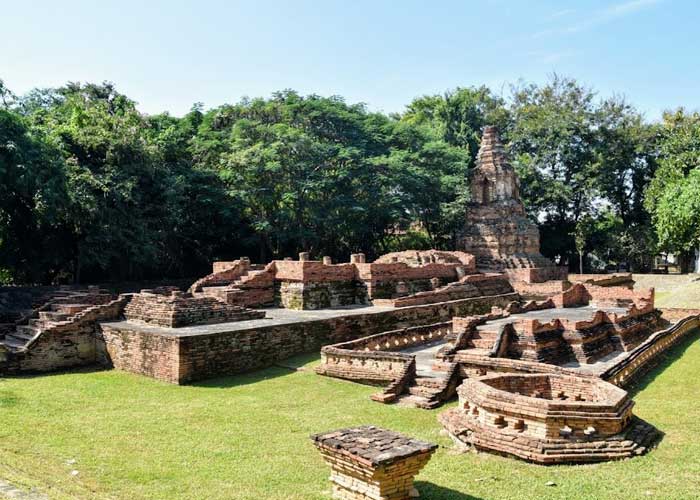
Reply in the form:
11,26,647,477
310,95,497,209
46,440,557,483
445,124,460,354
633,273,700,308
1,274,698,500
1,331,700,500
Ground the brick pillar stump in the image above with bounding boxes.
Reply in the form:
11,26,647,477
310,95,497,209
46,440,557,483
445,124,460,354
311,425,437,500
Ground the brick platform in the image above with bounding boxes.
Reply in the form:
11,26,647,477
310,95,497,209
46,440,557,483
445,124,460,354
311,426,437,500
124,289,265,328
439,373,659,464
101,292,518,383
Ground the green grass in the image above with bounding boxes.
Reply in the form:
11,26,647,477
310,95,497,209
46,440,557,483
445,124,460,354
2,339,700,500
632,274,700,309
655,281,700,308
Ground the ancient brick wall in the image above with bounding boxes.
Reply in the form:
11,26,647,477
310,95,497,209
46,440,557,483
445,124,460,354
103,292,518,383
377,275,513,307
98,325,180,383
275,280,367,310
568,273,634,288
16,296,130,372
316,322,451,384
188,259,249,293
512,280,570,300
124,291,265,328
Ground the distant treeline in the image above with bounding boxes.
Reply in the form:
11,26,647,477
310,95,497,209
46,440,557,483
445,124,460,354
0,76,698,284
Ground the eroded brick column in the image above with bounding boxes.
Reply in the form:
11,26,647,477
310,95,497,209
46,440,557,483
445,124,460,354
311,426,437,500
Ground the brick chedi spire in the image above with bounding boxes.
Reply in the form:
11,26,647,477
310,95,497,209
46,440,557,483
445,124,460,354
471,125,520,205
458,126,567,283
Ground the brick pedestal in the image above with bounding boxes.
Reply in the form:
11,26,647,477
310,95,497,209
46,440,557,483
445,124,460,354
311,426,437,500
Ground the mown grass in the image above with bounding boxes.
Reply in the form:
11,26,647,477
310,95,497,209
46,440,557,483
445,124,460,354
1,337,700,500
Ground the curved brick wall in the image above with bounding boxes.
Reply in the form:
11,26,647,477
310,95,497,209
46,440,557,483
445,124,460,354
440,373,658,464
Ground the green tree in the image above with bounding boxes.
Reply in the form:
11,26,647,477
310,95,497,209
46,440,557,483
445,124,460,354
645,109,700,271
0,108,67,283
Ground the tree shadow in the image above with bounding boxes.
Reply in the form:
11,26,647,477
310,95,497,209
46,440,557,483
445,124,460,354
626,327,700,398
414,481,484,500
0,364,108,381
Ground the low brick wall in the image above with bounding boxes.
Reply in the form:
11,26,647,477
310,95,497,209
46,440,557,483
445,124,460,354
568,273,634,288
316,322,451,385
124,291,265,327
99,292,518,383
98,325,180,382
275,280,367,310
374,274,513,307
505,266,568,283
512,280,569,299
602,314,700,387
659,308,700,323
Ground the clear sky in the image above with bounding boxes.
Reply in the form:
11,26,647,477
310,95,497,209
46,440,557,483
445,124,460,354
2,0,697,120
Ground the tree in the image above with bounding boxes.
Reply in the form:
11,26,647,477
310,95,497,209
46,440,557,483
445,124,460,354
402,86,509,164
573,215,593,274
645,109,700,271
0,108,67,283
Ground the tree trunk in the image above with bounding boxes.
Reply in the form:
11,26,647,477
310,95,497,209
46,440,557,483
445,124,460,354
579,252,583,274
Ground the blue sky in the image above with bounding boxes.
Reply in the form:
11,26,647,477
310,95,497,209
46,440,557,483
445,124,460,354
2,0,697,119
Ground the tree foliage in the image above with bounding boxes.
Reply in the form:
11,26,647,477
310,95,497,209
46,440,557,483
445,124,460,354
0,76,690,283
645,110,700,268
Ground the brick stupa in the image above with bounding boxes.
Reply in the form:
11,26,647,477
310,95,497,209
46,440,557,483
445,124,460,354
459,126,566,283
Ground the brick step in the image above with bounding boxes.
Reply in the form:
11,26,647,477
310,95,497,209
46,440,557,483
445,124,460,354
456,347,492,357
408,385,443,398
14,325,39,340
472,329,499,340
1,337,27,350
28,318,55,329
38,310,71,322
52,303,89,314
414,377,446,389
395,394,441,410
430,361,454,372
468,338,494,350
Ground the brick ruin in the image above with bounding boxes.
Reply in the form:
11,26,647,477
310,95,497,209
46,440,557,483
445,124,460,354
1,126,699,473
458,126,567,284
189,250,492,310
0,287,130,373
123,287,265,328
439,373,659,464
311,426,437,500
313,280,700,463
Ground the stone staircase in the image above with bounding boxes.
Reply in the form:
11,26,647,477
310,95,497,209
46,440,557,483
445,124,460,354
396,359,460,409
1,291,111,352
463,326,501,354
199,269,266,299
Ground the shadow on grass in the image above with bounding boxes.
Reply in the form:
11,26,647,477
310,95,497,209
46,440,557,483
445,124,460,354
190,352,322,389
626,327,700,399
0,363,108,381
414,481,484,500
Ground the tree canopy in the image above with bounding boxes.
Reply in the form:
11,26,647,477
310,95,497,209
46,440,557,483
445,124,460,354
0,76,694,284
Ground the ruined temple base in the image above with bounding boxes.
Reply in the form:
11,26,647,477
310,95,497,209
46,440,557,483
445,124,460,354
439,411,659,465
99,292,518,384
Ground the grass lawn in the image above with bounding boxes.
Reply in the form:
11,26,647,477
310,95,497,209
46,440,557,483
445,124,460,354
633,274,700,309
1,335,700,500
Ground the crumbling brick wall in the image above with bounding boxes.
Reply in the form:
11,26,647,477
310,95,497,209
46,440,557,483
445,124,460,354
15,296,130,372
101,292,517,383
124,290,265,328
